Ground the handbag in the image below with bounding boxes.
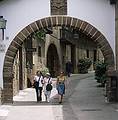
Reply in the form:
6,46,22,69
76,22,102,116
33,76,40,88
33,81,39,88
46,78,52,91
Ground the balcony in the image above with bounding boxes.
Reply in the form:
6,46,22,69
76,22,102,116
60,27,79,45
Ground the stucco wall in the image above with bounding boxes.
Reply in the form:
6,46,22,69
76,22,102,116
68,0,115,53
0,0,115,87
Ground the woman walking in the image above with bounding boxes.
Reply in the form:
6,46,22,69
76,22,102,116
56,72,67,104
43,73,52,102
33,71,44,102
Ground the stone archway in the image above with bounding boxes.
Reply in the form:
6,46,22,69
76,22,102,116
3,16,114,103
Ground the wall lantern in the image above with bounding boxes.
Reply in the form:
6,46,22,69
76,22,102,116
0,16,7,40
110,0,117,4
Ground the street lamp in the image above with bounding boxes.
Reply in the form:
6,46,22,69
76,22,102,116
0,16,7,40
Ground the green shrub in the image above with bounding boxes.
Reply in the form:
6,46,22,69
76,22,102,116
77,58,92,74
33,30,46,41
95,61,107,86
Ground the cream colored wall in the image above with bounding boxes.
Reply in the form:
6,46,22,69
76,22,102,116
97,49,104,61
32,38,46,75
66,45,71,62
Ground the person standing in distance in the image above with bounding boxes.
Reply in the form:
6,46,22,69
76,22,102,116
33,71,44,102
66,60,72,77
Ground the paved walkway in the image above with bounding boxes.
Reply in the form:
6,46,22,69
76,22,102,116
0,72,118,120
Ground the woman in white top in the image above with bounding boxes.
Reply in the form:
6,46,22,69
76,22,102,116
43,73,52,102
33,71,44,102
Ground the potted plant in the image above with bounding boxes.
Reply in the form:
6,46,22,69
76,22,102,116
77,58,92,74
94,61,107,87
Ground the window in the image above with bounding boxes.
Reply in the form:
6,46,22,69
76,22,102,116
86,49,89,58
38,46,41,57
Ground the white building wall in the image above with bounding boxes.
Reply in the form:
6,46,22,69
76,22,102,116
0,0,115,87
68,0,115,53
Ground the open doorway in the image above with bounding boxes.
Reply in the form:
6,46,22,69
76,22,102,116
47,44,60,77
